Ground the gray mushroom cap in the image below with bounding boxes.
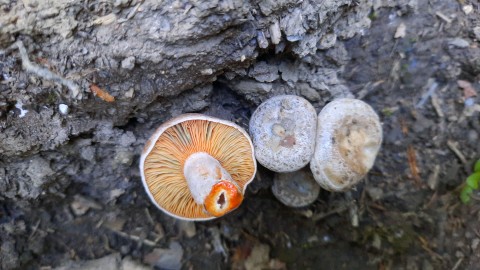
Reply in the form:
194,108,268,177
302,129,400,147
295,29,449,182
271,168,320,207
310,98,383,191
249,95,317,172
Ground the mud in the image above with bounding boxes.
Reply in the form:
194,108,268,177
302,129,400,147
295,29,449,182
1,0,480,269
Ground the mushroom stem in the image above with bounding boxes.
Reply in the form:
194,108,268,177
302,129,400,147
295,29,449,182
183,152,243,217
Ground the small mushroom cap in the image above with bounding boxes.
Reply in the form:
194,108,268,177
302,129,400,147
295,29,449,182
310,98,383,191
271,168,320,207
140,114,256,221
249,95,317,172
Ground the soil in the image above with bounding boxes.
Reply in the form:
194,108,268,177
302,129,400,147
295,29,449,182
1,0,480,269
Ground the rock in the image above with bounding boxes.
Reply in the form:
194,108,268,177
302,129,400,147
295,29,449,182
54,253,121,270
0,239,19,270
121,57,136,70
176,220,196,238
473,27,480,40
448,38,470,48
58,104,69,115
121,257,150,270
25,156,54,197
278,62,299,83
394,23,407,39
269,20,281,45
143,242,183,270
244,243,270,270
366,186,384,201
472,238,480,250
272,168,320,207
248,62,279,83
318,33,337,50
298,83,321,102
70,195,102,216
231,80,272,96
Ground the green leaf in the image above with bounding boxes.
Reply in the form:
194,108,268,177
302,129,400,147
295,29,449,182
474,159,480,173
460,187,474,204
466,172,480,189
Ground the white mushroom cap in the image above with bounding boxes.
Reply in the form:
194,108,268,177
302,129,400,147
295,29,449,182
310,98,383,191
249,95,317,172
271,168,320,207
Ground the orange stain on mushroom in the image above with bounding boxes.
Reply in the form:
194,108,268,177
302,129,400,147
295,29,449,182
204,180,243,217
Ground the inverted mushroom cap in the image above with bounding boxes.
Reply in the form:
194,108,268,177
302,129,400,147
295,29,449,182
140,114,256,221
271,168,320,207
310,98,383,191
249,95,317,172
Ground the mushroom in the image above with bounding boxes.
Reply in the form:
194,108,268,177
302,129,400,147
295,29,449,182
140,114,257,221
271,168,320,207
310,98,383,191
249,95,317,172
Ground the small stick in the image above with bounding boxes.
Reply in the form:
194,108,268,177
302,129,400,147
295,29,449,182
447,140,467,165
436,12,452,23
118,2,142,23
431,92,444,118
407,145,421,186
112,230,157,247
14,41,80,98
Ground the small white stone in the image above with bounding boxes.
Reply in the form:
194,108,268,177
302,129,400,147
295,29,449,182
463,5,473,15
200,68,213,75
59,104,69,115
394,23,407,39
125,88,134,98
121,56,135,70
15,100,28,118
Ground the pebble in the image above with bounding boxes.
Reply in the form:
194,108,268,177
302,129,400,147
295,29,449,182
177,220,196,238
394,23,406,39
70,195,102,216
121,56,135,70
366,186,384,201
463,5,473,15
244,243,270,270
59,104,69,115
248,61,279,83
473,26,480,40
269,20,281,45
448,38,470,48
472,238,480,250
143,242,183,270
54,253,120,270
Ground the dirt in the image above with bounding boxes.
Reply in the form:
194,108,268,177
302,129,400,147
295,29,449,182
1,0,480,269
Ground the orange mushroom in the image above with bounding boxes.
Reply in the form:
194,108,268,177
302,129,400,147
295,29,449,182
140,114,257,221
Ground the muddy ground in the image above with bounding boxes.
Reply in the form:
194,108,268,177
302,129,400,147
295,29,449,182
1,0,480,269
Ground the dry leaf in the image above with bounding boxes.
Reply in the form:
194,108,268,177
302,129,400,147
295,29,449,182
457,80,477,99
90,84,115,102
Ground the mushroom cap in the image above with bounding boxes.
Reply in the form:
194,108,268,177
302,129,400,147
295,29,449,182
249,95,317,172
271,168,320,207
310,98,383,191
140,114,257,221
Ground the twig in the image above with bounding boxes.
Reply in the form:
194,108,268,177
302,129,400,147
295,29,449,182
407,145,421,186
416,79,438,108
451,258,464,270
418,236,445,262
14,41,80,98
145,208,155,226
431,92,445,118
447,140,467,165
118,2,142,23
436,12,452,23
312,201,354,222
111,230,157,247
28,219,42,240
